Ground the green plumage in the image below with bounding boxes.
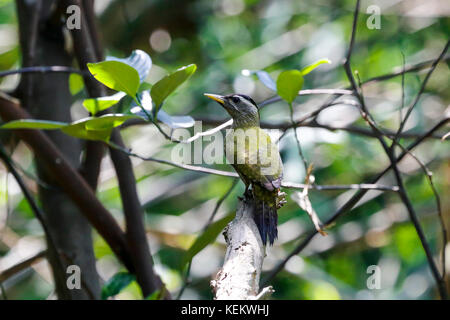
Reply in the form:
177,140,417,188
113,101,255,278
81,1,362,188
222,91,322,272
225,125,284,245
204,92,286,245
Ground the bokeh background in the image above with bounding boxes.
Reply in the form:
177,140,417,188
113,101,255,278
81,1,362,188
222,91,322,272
0,0,449,299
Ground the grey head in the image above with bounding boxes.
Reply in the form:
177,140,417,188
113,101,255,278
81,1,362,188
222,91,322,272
204,93,259,127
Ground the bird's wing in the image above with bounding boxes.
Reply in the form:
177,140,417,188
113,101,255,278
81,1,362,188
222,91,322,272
228,128,283,192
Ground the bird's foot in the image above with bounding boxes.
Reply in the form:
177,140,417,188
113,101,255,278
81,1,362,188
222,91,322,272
243,187,253,199
276,190,287,209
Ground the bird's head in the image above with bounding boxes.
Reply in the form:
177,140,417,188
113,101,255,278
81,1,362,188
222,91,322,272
204,93,260,127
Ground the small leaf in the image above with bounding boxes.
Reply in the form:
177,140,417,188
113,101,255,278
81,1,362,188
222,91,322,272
276,70,304,103
242,70,276,92
300,58,331,76
157,110,195,129
69,73,84,95
62,121,112,141
139,82,152,92
107,50,152,83
255,70,276,91
145,290,161,300
87,61,140,97
1,119,67,130
101,272,135,300
62,114,139,141
83,92,126,115
130,91,194,128
181,213,234,268
0,47,19,83
151,64,196,114
83,114,140,130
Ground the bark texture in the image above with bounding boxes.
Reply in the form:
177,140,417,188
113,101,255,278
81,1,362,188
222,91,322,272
211,195,273,300
16,0,100,299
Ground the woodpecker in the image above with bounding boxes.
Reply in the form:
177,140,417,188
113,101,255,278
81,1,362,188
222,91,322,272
204,93,286,245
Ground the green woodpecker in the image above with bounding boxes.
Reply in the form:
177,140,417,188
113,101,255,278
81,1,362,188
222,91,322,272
204,93,286,245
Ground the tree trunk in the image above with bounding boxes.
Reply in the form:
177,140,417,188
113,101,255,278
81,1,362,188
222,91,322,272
16,0,100,299
211,195,273,300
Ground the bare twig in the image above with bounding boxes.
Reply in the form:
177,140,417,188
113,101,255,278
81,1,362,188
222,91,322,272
391,41,449,147
0,66,86,78
0,145,66,283
263,118,449,286
0,93,133,272
62,0,168,297
107,140,400,192
394,143,447,278
109,131,168,298
362,55,450,85
262,0,450,292
0,250,46,283
258,89,354,107
343,1,447,299
292,165,327,236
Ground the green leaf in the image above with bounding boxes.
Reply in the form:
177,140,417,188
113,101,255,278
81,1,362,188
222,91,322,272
82,92,126,115
83,99,118,115
62,114,139,141
0,114,138,142
300,58,331,76
150,64,196,113
107,50,152,83
69,73,84,95
1,119,67,130
83,114,140,130
62,122,112,141
276,70,304,103
139,82,152,92
101,272,135,300
181,213,234,268
145,290,161,300
87,61,140,97
0,47,19,82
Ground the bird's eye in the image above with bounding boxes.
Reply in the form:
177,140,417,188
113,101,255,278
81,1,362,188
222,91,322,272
231,96,240,104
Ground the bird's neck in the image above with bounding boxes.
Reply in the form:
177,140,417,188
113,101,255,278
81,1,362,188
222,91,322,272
232,113,260,129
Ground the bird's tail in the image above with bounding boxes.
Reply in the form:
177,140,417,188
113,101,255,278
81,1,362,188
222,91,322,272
251,185,286,246
254,199,278,245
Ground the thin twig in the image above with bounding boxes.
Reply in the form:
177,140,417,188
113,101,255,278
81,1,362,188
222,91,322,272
262,0,450,295
394,143,447,278
0,66,86,78
263,118,449,286
0,94,134,272
391,41,449,147
258,89,353,107
107,140,401,192
108,131,167,298
0,250,47,283
343,1,447,299
289,101,308,172
0,145,66,282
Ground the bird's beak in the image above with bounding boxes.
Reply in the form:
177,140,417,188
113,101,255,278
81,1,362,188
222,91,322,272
204,93,225,105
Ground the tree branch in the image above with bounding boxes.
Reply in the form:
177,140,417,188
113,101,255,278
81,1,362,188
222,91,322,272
341,0,446,299
0,66,86,78
211,194,272,300
109,131,168,298
61,0,168,297
0,250,46,283
0,93,134,272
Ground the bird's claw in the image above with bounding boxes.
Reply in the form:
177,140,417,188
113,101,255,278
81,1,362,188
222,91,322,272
276,190,287,209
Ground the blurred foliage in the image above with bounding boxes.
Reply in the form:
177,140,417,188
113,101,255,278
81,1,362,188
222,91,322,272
0,0,449,300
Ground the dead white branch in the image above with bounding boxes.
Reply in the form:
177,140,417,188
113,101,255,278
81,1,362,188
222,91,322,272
211,195,273,300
